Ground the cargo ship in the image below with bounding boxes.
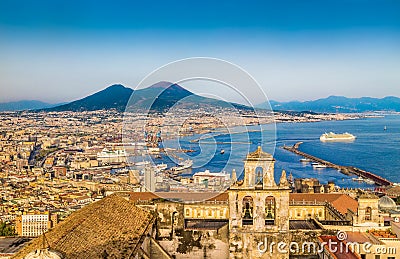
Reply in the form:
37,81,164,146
320,132,356,142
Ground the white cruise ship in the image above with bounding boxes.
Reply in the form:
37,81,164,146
320,132,356,142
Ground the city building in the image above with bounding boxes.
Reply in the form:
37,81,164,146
144,166,156,192
15,213,51,237
193,170,230,187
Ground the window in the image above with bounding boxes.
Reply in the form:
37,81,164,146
265,196,275,225
242,196,254,225
365,207,372,221
375,255,380,259
255,167,263,185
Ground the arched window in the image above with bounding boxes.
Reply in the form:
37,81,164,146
242,196,254,225
255,167,263,185
265,196,275,225
365,207,372,221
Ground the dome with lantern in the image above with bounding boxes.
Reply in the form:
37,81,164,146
378,196,397,211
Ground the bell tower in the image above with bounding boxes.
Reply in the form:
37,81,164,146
228,146,290,259
243,146,276,189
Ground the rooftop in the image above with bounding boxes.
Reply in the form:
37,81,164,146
12,194,154,259
345,231,381,245
379,196,397,211
130,191,228,203
0,237,32,255
318,236,361,259
289,220,322,230
290,193,358,215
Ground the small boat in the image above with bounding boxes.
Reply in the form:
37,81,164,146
148,147,160,153
384,126,387,131
352,176,364,182
300,158,311,163
313,164,327,169
311,162,319,166
220,149,225,154
364,179,375,184
156,163,168,171
172,159,193,171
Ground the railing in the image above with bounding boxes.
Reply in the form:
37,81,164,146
318,220,351,226
325,202,346,221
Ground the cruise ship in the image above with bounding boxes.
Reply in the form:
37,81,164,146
320,132,356,142
97,148,127,158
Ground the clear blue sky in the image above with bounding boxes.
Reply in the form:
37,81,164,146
0,0,399,103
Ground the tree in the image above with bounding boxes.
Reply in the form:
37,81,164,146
0,222,16,236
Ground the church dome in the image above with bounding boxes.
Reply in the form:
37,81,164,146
24,249,64,259
378,196,397,211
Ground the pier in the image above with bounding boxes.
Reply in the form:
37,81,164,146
282,142,393,186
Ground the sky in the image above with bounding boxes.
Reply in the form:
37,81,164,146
0,0,399,104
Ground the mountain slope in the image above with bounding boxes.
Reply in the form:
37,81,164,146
45,81,254,113
47,84,133,112
0,100,55,111
128,81,251,112
265,96,400,113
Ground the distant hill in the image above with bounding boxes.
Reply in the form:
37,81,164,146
263,96,400,113
0,100,56,111
46,84,133,112
45,81,253,112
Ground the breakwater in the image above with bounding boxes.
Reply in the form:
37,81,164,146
282,142,393,186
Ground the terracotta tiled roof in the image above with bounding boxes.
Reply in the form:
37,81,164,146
289,193,358,215
130,192,159,202
345,231,380,245
205,192,228,201
12,194,154,259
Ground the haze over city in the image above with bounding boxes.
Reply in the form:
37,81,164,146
1,0,400,104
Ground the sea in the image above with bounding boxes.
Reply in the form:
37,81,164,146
153,115,400,189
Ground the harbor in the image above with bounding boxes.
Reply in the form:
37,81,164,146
282,142,393,186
